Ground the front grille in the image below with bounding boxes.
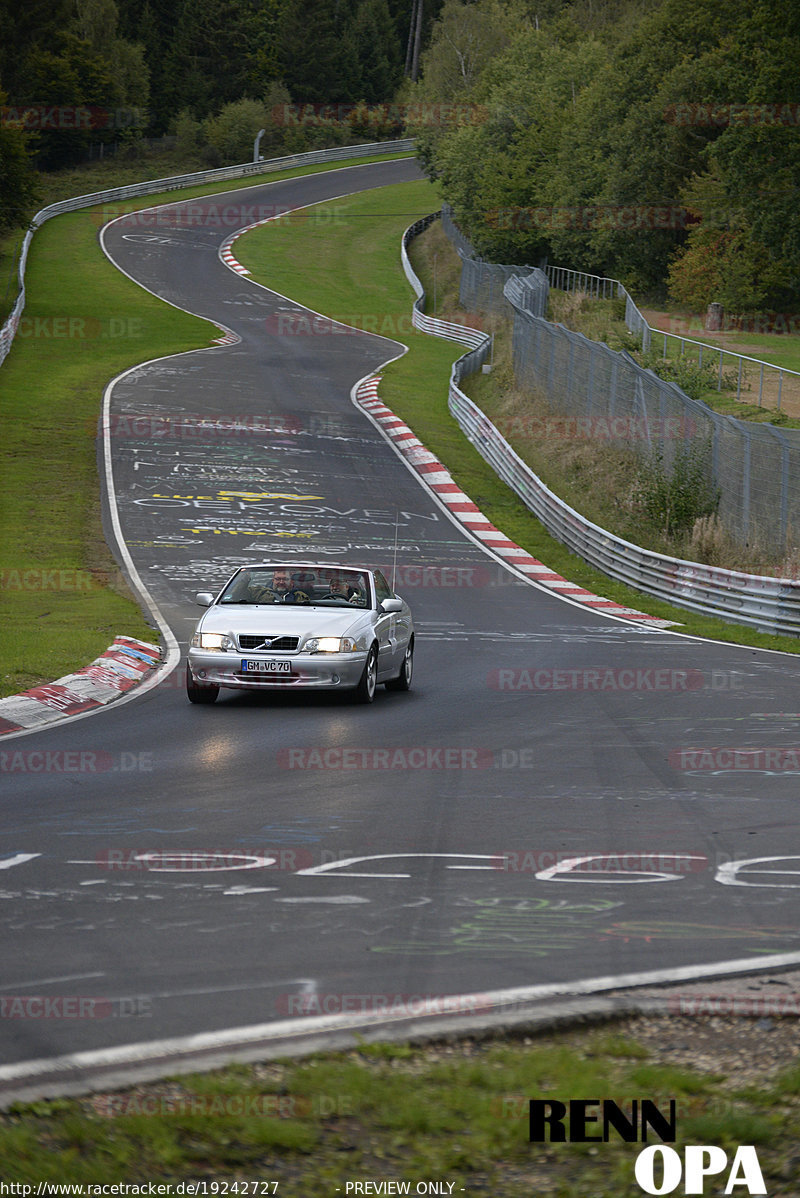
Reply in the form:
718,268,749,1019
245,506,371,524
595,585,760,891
238,635,299,652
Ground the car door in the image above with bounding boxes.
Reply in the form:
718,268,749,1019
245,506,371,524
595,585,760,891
373,570,401,679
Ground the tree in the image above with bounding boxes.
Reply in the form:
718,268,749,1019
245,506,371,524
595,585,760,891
278,0,361,103
352,0,403,102
667,173,791,315
0,88,40,230
414,0,800,308
417,0,518,98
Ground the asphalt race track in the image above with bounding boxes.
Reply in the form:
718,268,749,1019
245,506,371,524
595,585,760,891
3,156,800,1088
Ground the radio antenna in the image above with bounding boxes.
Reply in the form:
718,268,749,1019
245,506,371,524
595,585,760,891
391,509,400,591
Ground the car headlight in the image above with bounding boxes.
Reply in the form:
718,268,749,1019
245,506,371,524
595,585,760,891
305,636,357,653
191,632,235,651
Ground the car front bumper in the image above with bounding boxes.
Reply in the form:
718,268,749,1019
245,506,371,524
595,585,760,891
187,649,366,691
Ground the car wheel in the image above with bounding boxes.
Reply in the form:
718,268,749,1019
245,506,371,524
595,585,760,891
353,644,378,704
186,665,219,704
385,637,413,692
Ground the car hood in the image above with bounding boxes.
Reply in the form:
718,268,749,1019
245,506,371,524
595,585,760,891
197,604,368,640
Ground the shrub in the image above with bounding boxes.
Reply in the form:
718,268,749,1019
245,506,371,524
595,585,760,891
632,444,719,537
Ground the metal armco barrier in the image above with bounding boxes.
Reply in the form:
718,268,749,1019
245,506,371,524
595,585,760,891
402,214,800,637
401,213,488,351
0,139,415,369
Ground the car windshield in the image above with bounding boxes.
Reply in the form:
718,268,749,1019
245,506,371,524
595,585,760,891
218,567,370,608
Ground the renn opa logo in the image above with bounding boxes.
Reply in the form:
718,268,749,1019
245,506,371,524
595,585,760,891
529,1100,766,1195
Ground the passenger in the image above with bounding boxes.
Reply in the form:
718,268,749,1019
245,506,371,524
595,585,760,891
322,573,367,605
321,573,352,602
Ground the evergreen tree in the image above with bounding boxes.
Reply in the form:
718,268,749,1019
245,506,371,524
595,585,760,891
279,0,361,103
352,0,403,102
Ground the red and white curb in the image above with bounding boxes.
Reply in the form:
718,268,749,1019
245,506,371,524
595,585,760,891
220,240,251,276
220,214,282,276
355,377,674,627
212,328,240,346
218,202,671,626
0,637,161,736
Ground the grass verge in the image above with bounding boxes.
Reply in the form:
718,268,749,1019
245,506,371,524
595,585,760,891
0,152,415,697
1,1016,799,1194
235,189,800,655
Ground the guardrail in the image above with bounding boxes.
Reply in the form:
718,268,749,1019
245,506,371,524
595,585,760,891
401,213,488,351
0,139,415,369
402,213,800,637
440,203,548,317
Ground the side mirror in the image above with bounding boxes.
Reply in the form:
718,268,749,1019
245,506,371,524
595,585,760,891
381,597,403,613
195,592,214,607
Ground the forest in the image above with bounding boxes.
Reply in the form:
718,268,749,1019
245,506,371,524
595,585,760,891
1,0,798,314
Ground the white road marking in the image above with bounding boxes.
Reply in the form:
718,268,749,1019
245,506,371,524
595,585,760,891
5,952,800,1095
0,854,40,871
0,973,105,991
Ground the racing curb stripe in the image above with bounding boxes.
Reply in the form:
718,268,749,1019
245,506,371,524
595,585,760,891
354,376,674,627
215,194,675,627
0,637,161,736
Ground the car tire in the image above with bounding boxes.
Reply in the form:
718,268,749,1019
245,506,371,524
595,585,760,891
186,665,219,704
353,644,378,704
385,637,413,692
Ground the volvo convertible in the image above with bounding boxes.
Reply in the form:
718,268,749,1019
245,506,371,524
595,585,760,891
186,563,414,704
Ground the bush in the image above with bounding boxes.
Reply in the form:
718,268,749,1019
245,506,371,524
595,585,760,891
204,98,275,166
636,347,736,403
632,444,719,537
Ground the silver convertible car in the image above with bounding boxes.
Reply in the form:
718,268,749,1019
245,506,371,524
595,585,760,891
186,563,414,704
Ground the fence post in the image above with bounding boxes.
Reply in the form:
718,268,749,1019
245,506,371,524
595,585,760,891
742,429,751,541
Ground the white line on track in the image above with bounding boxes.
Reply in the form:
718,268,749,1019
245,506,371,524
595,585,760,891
0,973,105,992
3,952,800,1100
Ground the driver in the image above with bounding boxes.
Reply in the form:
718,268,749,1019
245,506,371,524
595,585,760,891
248,567,311,604
270,567,311,604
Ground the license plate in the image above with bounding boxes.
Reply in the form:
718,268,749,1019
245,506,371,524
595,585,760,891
242,659,292,674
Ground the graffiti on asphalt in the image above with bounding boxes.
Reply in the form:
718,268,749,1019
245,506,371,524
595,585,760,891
370,896,624,957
